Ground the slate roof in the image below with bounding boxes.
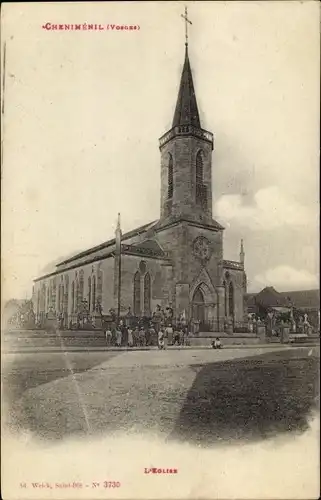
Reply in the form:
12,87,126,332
255,287,290,308
56,220,159,267
172,46,201,128
134,239,164,253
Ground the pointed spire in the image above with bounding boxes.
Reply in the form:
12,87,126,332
172,45,201,128
240,239,245,265
115,213,122,254
116,212,121,233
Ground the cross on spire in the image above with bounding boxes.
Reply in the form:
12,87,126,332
181,6,192,47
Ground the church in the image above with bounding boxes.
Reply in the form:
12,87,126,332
33,32,248,334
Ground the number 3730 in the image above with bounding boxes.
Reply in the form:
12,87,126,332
104,481,121,488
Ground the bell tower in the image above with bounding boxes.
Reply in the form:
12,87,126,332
159,27,214,225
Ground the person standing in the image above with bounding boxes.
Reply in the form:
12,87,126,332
149,323,156,346
111,328,116,346
121,323,128,346
116,327,122,347
179,328,185,346
133,326,139,346
166,323,173,345
105,328,112,346
185,329,191,346
158,328,165,350
145,326,151,347
162,327,170,349
139,327,146,347
173,327,180,346
128,327,133,348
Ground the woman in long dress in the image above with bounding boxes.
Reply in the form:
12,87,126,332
133,327,139,347
116,328,122,347
128,327,133,347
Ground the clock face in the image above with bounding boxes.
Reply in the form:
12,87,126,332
193,236,212,262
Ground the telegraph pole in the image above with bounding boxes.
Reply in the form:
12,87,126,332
115,213,122,322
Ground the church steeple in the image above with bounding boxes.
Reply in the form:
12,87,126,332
172,45,201,128
158,7,214,223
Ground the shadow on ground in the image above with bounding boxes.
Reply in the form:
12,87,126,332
2,351,121,402
168,348,320,446
4,348,319,446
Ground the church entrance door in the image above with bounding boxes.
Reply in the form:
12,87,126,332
192,287,205,329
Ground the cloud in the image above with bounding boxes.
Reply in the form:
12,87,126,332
252,265,319,291
214,186,317,231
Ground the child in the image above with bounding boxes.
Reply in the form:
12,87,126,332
173,328,180,346
158,329,165,350
212,337,222,349
105,328,112,346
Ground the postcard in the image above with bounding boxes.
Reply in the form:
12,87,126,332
1,2,320,499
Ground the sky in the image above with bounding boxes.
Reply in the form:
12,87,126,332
1,1,320,300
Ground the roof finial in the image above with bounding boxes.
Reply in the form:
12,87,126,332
240,239,245,265
116,212,121,231
181,6,192,48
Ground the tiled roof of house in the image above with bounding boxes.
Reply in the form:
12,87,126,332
279,289,320,309
245,287,320,310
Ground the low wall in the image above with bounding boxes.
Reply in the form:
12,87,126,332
2,334,107,349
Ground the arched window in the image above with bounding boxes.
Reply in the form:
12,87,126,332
64,276,69,313
167,153,173,199
196,150,207,209
144,272,151,316
193,288,204,304
133,271,141,316
52,278,56,310
71,281,75,313
88,276,92,312
97,264,103,305
229,281,234,318
92,275,96,312
196,150,204,185
58,276,64,313
75,280,80,313
223,280,228,317
59,284,64,313
192,286,205,325
79,270,84,304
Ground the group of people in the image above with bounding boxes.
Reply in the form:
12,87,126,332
105,324,157,347
104,321,192,349
157,324,191,349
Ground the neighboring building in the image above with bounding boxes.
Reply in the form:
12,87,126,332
246,287,320,329
33,38,247,333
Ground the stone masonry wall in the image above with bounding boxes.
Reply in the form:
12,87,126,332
160,135,213,221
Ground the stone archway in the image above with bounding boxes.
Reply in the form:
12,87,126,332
192,287,205,325
190,270,218,331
